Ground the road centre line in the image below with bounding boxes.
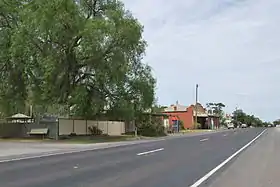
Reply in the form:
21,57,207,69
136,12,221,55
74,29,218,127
190,129,267,187
137,148,164,156
199,138,209,142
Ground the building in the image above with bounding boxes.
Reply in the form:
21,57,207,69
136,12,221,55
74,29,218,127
163,102,220,129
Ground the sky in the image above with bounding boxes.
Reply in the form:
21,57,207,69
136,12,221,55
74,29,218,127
122,0,280,121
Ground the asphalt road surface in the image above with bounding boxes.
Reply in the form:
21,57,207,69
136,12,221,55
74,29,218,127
0,128,267,187
204,127,280,187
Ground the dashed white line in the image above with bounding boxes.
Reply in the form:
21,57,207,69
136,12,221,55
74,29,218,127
223,134,228,137
189,129,267,187
200,138,209,142
137,148,164,156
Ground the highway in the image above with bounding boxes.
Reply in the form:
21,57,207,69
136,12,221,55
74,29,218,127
0,128,268,187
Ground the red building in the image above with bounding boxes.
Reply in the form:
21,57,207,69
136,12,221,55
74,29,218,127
163,102,220,129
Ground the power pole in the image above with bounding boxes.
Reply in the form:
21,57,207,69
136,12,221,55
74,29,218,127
194,84,198,129
235,106,238,127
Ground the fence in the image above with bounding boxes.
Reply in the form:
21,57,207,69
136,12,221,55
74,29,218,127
58,118,125,136
0,118,130,139
0,121,58,139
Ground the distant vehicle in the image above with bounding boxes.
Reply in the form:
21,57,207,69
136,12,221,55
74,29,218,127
241,124,247,128
227,123,234,129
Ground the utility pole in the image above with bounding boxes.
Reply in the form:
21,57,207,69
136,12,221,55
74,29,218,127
132,100,137,137
194,84,198,129
235,106,238,127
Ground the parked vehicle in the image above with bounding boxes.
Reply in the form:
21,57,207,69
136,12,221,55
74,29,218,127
241,124,247,128
227,123,235,129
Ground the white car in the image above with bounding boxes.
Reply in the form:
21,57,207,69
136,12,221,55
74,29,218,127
227,123,234,129
241,124,247,128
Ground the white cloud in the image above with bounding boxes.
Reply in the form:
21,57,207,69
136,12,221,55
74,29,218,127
123,0,280,121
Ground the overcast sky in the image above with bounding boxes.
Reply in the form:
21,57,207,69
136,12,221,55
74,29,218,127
123,0,280,121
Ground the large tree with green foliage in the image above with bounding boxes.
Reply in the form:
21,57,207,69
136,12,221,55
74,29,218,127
232,109,264,127
0,0,156,119
206,102,226,125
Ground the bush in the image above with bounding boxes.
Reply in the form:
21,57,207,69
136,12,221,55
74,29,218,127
179,120,185,130
70,132,77,136
195,122,202,129
138,123,167,137
88,126,103,135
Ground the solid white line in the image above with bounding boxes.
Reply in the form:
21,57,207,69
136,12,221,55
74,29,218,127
189,129,267,187
137,148,164,156
200,138,209,142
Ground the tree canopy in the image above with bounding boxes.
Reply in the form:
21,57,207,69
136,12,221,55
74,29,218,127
206,102,226,125
232,109,265,127
0,0,156,120
273,119,280,126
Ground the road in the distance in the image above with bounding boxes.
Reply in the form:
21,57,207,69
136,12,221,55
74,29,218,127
0,128,265,187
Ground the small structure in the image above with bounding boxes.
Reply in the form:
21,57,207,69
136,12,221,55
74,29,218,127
163,102,220,129
6,113,34,123
163,102,194,129
170,116,179,132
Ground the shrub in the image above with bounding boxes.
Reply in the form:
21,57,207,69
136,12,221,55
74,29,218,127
195,122,202,129
179,120,185,130
88,126,103,135
138,123,167,137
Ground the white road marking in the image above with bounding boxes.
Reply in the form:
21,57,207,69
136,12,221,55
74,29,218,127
200,138,209,142
0,140,167,163
223,134,228,137
189,129,267,187
0,130,228,163
137,148,164,156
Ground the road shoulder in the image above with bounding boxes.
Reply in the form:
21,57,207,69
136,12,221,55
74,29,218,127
0,130,227,162
204,128,280,187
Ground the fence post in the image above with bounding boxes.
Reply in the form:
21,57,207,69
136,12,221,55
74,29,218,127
56,118,59,140
107,121,109,135
72,119,75,133
86,119,88,135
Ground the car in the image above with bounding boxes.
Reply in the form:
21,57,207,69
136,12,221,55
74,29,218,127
227,123,235,129
241,124,247,128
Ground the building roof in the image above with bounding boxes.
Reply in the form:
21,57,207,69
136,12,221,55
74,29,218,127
7,113,31,119
164,103,188,112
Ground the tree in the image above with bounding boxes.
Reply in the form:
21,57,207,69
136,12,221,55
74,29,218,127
0,0,156,120
206,103,225,114
0,0,29,116
232,109,264,127
206,102,226,125
273,119,280,126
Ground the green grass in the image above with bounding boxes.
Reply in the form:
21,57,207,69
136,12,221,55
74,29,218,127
57,135,137,144
0,137,52,142
0,135,138,144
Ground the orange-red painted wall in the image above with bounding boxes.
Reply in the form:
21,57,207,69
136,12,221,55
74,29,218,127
163,106,195,129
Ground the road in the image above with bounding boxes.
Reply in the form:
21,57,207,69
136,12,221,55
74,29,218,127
0,128,268,187
204,127,280,187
